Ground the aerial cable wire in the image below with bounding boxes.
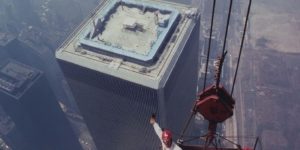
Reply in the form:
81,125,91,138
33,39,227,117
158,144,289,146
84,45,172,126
231,0,253,96
216,0,233,88
202,0,217,92
178,0,217,143
214,0,232,91
221,0,233,56
254,137,260,150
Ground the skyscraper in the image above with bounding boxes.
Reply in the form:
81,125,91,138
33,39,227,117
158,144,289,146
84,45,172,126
0,59,81,150
56,0,200,149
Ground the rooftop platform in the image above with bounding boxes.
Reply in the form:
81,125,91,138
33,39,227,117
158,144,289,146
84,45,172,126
56,0,199,89
0,60,41,99
79,0,179,63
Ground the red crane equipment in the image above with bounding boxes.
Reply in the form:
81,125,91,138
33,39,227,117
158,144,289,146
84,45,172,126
176,0,260,149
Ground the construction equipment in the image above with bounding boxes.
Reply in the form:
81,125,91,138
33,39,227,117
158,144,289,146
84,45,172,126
176,0,259,149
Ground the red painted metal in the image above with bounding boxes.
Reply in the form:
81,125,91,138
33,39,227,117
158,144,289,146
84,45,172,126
195,85,235,123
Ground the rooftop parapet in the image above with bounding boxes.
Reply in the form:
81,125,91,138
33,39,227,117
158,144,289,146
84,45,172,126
78,0,180,64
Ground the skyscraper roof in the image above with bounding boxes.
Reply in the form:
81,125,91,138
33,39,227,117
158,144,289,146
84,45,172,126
56,0,198,89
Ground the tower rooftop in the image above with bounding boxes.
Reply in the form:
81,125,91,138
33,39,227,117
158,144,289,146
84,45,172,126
56,0,199,89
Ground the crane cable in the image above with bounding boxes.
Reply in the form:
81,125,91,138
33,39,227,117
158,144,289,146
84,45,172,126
217,0,233,89
221,0,233,56
202,0,217,93
178,0,217,143
231,0,252,96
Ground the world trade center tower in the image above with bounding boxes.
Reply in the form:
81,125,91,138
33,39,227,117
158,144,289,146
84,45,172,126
56,0,200,149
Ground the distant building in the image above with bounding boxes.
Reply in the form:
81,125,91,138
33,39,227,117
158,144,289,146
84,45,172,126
0,59,81,150
56,0,200,149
